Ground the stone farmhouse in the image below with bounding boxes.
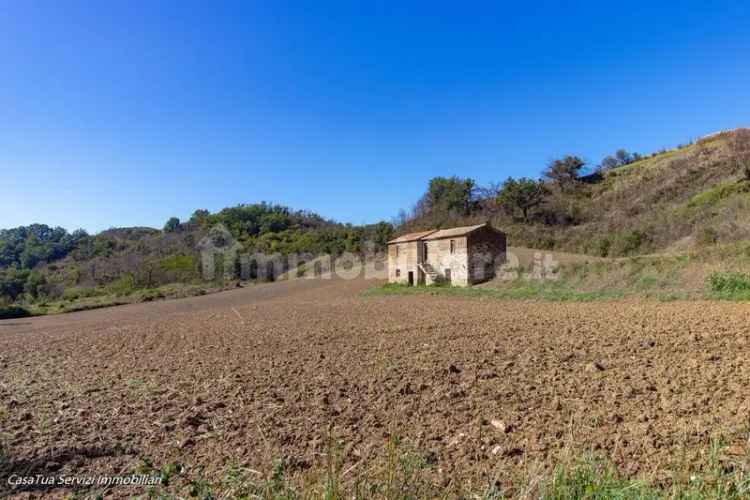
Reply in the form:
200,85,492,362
386,223,506,287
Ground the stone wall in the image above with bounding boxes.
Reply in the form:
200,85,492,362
387,225,506,287
424,236,470,286
467,226,507,284
387,241,420,284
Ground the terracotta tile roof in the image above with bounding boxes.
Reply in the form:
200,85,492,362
421,223,489,240
388,223,503,244
387,229,437,244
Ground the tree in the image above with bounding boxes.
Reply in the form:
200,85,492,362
0,224,89,269
163,217,180,233
189,209,210,225
24,271,46,299
497,177,547,222
599,155,620,171
599,149,642,171
615,149,633,166
542,156,585,189
426,176,477,216
0,267,30,303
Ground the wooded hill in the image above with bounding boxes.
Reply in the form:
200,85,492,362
398,128,750,257
0,203,393,311
3,127,750,315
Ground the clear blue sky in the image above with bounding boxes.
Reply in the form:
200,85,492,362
2,1,749,232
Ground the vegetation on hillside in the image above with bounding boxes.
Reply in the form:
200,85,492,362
0,203,393,316
4,127,750,317
397,128,750,257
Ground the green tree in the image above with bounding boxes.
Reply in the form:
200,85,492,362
542,155,585,189
615,149,633,165
163,217,181,232
189,209,210,225
599,149,641,171
0,224,89,269
0,267,30,303
24,271,47,299
427,176,476,216
497,177,547,221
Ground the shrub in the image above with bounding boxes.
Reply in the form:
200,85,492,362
62,286,102,301
696,227,718,246
597,238,612,257
108,274,137,296
160,254,196,272
688,181,750,208
706,271,750,293
618,230,646,255
138,289,165,302
0,305,31,319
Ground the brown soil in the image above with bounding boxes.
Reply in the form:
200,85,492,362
1,277,749,497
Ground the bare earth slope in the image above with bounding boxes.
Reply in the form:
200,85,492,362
1,277,749,497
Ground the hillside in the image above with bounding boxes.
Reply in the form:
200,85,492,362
399,128,750,257
0,203,393,317
4,128,750,317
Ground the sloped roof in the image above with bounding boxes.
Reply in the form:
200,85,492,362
387,229,437,244
388,223,503,244
421,223,490,240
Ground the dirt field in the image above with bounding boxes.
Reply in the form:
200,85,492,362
1,276,749,497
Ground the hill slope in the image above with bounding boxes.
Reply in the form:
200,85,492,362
0,203,393,316
401,128,750,257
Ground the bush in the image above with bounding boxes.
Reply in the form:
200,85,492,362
596,238,611,257
138,289,165,302
0,305,31,319
62,286,102,301
688,181,750,208
622,231,644,253
696,227,718,246
706,271,750,293
610,230,647,256
107,274,137,296
160,254,196,272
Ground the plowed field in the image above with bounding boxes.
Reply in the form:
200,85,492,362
1,277,749,497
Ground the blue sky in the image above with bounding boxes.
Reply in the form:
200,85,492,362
2,1,749,232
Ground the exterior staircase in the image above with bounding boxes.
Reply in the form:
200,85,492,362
418,262,439,283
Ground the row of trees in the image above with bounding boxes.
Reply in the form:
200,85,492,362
0,224,89,270
401,148,641,226
599,149,642,171
1,204,396,305
164,202,394,255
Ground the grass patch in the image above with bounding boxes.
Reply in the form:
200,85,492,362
706,271,750,293
688,181,750,208
104,437,750,499
21,283,211,317
538,449,750,499
365,282,624,302
61,285,106,301
706,271,750,300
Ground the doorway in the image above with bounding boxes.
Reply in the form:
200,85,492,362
408,271,414,286
445,268,451,284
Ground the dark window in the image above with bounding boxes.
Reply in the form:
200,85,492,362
395,245,399,257
395,269,401,277
450,240,455,253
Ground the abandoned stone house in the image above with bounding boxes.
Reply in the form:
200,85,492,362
387,223,506,287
